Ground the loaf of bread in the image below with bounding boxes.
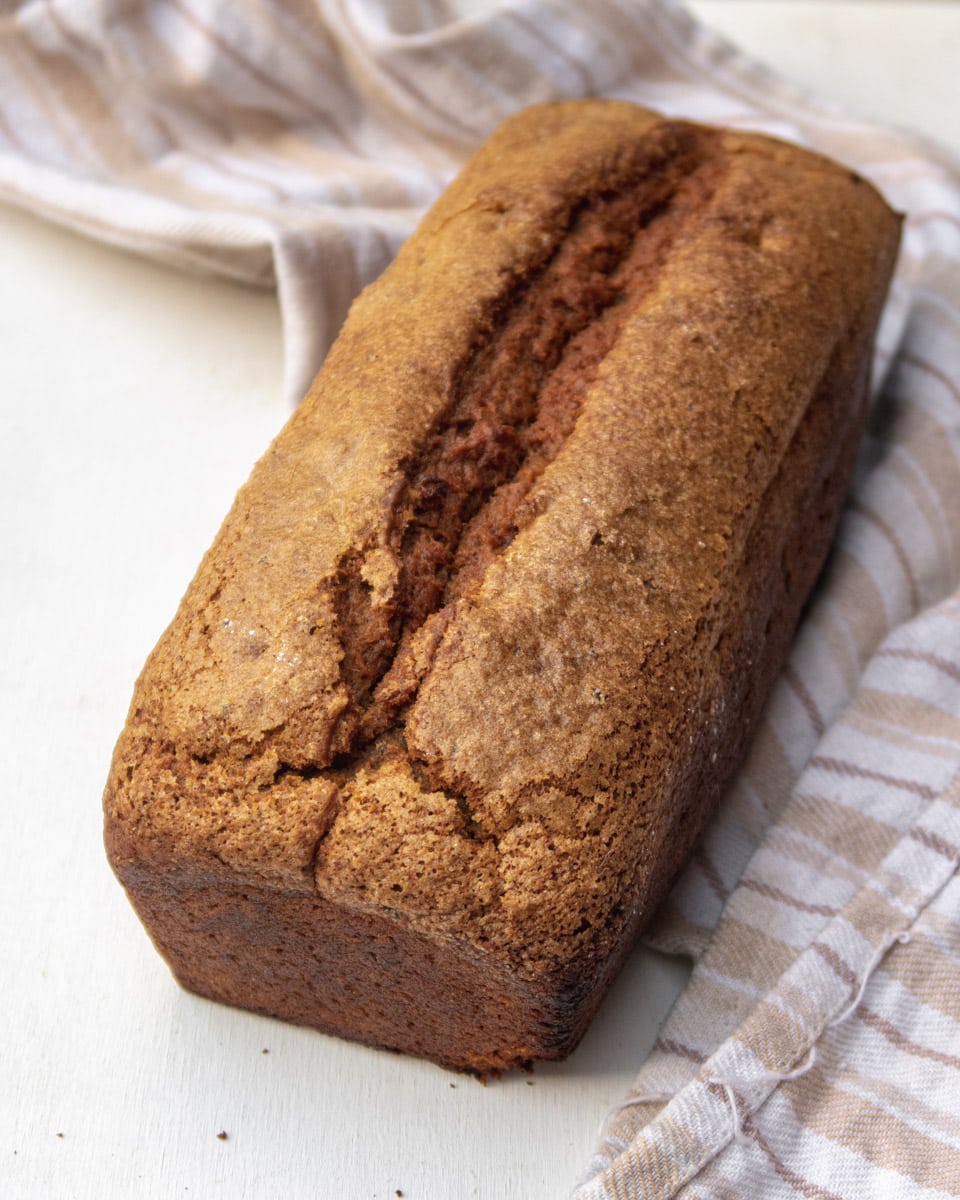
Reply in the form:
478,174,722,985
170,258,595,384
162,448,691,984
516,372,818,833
104,100,900,1073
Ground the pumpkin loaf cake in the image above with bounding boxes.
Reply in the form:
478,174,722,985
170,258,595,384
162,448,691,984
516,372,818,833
104,100,901,1073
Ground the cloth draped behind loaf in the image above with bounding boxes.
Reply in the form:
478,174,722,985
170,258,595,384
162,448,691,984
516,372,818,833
3,2,958,1196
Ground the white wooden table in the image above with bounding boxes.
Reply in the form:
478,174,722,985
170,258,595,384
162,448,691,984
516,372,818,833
2,4,958,1198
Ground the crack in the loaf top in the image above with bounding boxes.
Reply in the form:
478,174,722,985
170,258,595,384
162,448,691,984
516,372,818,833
326,128,724,772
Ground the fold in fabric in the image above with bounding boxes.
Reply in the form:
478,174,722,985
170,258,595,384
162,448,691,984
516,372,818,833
3,2,958,1196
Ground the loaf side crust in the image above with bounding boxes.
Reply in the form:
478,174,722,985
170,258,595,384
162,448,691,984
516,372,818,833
104,100,901,1072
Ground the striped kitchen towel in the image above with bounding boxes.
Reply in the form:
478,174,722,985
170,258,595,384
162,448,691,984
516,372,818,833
3,2,958,1196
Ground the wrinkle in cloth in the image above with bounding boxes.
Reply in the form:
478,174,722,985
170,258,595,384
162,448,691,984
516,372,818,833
3,2,959,1197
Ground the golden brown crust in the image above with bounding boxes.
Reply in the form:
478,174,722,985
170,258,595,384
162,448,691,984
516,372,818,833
104,100,901,1071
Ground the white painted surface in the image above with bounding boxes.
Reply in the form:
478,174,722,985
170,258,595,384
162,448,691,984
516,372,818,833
688,1,960,154
2,5,957,1199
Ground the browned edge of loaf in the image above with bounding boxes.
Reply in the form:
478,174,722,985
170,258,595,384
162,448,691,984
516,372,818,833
103,100,902,1074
